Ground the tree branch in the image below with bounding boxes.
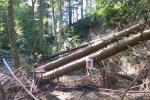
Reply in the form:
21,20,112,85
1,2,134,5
121,61,149,100
3,59,38,100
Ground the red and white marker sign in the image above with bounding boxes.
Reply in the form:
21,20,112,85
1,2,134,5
86,58,93,69
86,58,94,75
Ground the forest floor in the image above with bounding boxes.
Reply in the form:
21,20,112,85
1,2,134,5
1,29,150,100
0,66,149,100
1,51,150,100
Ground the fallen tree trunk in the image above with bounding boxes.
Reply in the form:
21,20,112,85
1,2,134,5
42,29,150,80
39,44,88,62
40,20,150,71
36,36,105,64
116,73,142,84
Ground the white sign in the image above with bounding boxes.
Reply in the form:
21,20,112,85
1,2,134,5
86,58,94,75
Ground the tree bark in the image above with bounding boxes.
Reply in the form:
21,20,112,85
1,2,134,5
30,0,36,52
58,0,62,50
80,0,83,18
52,0,58,51
68,0,72,26
40,20,150,71
39,0,45,49
7,0,21,68
35,43,88,64
42,29,150,80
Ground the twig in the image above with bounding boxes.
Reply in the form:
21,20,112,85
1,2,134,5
28,70,35,92
121,61,149,100
99,88,150,94
130,85,142,89
128,91,150,93
0,82,6,100
13,88,23,100
30,79,35,92
78,91,87,100
3,59,38,100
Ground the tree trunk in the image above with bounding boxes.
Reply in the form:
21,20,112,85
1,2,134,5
39,0,45,49
7,0,21,68
89,0,92,8
58,0,62,50
40,20,150,71
52,0,58,51
80,0,83,18
68,0,72,26
30,0,36,52
86,0,89,9
42,29,150,80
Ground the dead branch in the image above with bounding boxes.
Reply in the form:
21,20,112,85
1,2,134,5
121,61,149,100
116,73,142,84
3,59,38,100
0,82,6,100
98,88,150,94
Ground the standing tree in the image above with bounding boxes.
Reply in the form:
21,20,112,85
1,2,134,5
51,0,58,51
58,0,63,50
39,0,45,50
68,0,72,26
29,0,36,52
7,0,21,68
80,0,83,18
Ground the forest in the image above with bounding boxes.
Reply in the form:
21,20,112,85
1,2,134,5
0,0,150,100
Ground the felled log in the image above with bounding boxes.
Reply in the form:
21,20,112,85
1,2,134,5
116,73,142,84
38,44,88,62
42,29,150,80
35,40,100,66
40,20,150,71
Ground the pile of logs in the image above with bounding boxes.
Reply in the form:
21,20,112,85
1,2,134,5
35,19,150,81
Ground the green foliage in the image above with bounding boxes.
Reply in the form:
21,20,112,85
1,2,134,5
0,0,9,49
15,3,32,42
92,0,148,27
25,64,33,71
37,44,53,54
0,0,149,55
72,15,101,39
122,50,134,63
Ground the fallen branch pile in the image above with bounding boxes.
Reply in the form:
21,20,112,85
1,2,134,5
3,59,38,100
